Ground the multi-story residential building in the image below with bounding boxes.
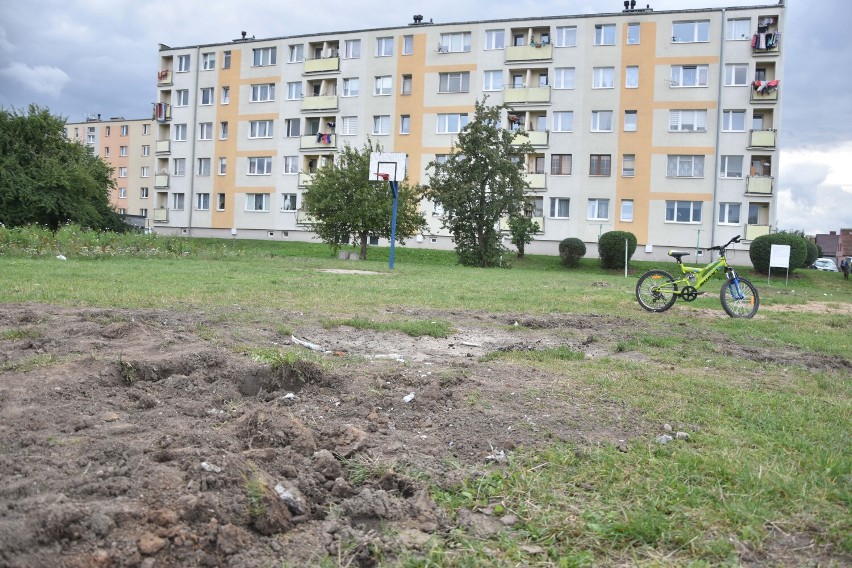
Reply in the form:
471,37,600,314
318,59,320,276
65,116,156,227
152,2,784,260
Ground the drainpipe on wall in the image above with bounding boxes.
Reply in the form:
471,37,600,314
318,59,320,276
710,8,726,255
186,46,201,237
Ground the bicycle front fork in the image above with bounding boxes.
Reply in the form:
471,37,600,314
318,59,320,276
726,268,744,300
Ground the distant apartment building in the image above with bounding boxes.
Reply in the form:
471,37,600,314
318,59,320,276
65,116,156,228
151,2,784,260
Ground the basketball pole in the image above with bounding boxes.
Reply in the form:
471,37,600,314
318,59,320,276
389,179,399,270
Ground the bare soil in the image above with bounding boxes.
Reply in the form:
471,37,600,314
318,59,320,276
0,302,846,567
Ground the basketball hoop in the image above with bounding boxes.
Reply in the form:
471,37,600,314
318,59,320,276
375,172,390,181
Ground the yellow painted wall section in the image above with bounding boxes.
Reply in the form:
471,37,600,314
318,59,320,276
395,33,429,184
212,50,241,229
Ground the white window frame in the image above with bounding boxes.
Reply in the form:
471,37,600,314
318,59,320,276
437,113,469,134
288,44,303,63
287,82,303,100
140,187,149,199
622,154,636,177
173,123,187,141
248,157,273,175
374,75,392,96
722,110,746,132
400,115,410,135
376,37,393,57
666,200,703,223
549,197,570,219
372,115,390,135
218,157,227,175
177,54,190,72
173,158,186,176
719,155,744,178
587,198,610,221
669,109,707,132
118,167,127,178
672,20,710,43
281,193,297,211
718,202,741,225
438,72,470,93
725,63,749,86
175,89,189,107
591,111,613,132
202,52,215,70
726,18,751,40
246,193,270,212
197,158,211,176
670,65,709,88
222,51,231,69
344,39,361,59
594,24,616,46
198,122,213,140
253,47,277,66
285,119,301,137
625,66,639,88
401,74,412,95
282,156,298,174
196,193,210,210
341,116,358,136
221,86,230,104
483,70,503,91
342,78,359,97
624,110,637,132
552,111,573,132
402,35,414,55
667,155,705,178
219,121,228,140
553,67,575,89
200,87,214,105
141,145,150,157
119,146,128,157
250,83,275,102
592,67,615,89
627,23,640,45
440,32,471,53
172,193,184,210
620,199,634,222
485,29,505,50
141,166,150,178
249,120,274,139
555,26,577,47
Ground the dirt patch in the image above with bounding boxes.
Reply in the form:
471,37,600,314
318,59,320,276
0,303,846,567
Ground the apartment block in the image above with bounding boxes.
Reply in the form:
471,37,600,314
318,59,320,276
152,2,784,259
65,116,156,228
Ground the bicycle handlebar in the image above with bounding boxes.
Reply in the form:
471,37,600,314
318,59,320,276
708,235,741,253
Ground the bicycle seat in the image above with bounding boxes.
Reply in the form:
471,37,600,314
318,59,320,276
668,250,690,261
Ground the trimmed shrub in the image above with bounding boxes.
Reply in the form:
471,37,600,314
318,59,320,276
558,238,586,267
804,239,819,268
598,231,637,269
748,232,808,274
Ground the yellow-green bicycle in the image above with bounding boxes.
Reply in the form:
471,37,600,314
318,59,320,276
635,235,760,318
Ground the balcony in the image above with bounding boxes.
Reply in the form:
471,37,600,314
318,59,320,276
751,32,780,56
524,173,546,191
745,224,770,240
746,175,773,195
298,172,315,187
749,129,777,149
157,69,172,86
304,57,340,74
296,209,317,225
153,208,169,223
505,44,553,63
512,130,549,147
154,174,170,188
301,95,338,112
504,85,551,105
750,81,779,103
300,134,337,150
155,139,171,154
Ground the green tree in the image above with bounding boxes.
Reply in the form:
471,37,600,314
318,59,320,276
748,232,808,274
426,98,533,267
301,141,426,260
507,214,539,258
0,105,125,231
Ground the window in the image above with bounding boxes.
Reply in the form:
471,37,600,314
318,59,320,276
287,82,303,100
437,113,469,133
119,146,128,156
196,193,210,210
726,18,751,40
401,74,412,95
524,197,543,218
551,154,572,175
550,198,570,218
217,193,225,211
118,167,127,178
627,23,640,44
725,64,749,86
672,20,710,43
282,156,298,173
200,87,214,105
624,110,637,132
483,70,503,91
666,200,703,223
623,154,636,177
553,67,575,89
400,115,410,134
667,155,705,177
722,110,746,131
198,122,213,140
376,37,393,56
555,26,577,47
719,202,741,224
621,199,634,222
374,76,392,96
589,154,611,176
140,187,149,198
142,145,150,157
341,116,358,135
172,193,185,210
287,44,303,63
253,47,276,66
218,157,227,175
671,65,709,87
485,29,505,49
118,187,127,198
173,123,187,141
197,158,210,176
305,117,320,136
440,32,471,53
669,109,707,132
594,24,616,45
248,157,273,175
222,50,231,69
402,35,413,55
342,78,359,97
372,115,390,135
177,54,190,72
175,89,189,106
587,199,610,220
281,193,297,211
344,39,361,59
553,111,573,132
719,155,744,178
250,120,274,138
221,86,230,104
246,193,270,211
173,158,186,176
120,125,128,136
104,146,110,157
625,66,639,88
592,67,615,88
141,166,150,177
591,111,613,132
251,83,275,102
285,119,301,137
219,121,228,139
142,124,149,135
439,72,470,93
202,52,215,70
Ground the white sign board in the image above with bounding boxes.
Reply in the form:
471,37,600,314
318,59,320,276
770,244,790,268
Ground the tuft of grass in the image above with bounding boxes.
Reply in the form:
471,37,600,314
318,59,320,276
0,354,62,373
0,328,42,340
322,316,453,338
244,467,267,518
480,345,585,364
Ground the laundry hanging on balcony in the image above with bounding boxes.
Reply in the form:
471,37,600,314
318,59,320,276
152,102,171,123
751,79,779,93
751,31,779,50
315,133,334,144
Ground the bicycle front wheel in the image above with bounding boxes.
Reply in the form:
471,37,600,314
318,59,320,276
720,276,759,318
636,270,678,313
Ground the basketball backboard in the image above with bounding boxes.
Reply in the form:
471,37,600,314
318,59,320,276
369,152,407,182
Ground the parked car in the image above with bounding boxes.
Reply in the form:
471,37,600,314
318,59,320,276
810,258,839,272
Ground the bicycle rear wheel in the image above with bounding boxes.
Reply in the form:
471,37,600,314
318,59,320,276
636,270,678,313
720,276,759,318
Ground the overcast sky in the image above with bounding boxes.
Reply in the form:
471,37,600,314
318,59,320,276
1,0,849,235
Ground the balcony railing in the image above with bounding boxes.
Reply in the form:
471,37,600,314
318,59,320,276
157,69,173,85
296,209,317,225
746,175,773,195
298,172,315,187
153,208,169,222
512,130,549,147
304,57,340,74
154,174,170,188
745,224,770,240
749,129,777,148
155,139,171,154
750,81,779,102
504,85,551,105
301,95,338,112
505,44,553,62
524,173,546,191
300,133,337,150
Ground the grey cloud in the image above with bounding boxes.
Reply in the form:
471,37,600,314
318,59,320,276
0,63,70,97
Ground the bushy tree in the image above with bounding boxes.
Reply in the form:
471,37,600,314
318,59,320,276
559,237,586,267
804,239,819,267
748,232,808,274
0,104,125,231
507,215,539,258
598,231,637,269
426,98,533,267
301,141,426,260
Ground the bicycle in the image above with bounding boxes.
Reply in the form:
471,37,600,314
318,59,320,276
635,235,760,318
